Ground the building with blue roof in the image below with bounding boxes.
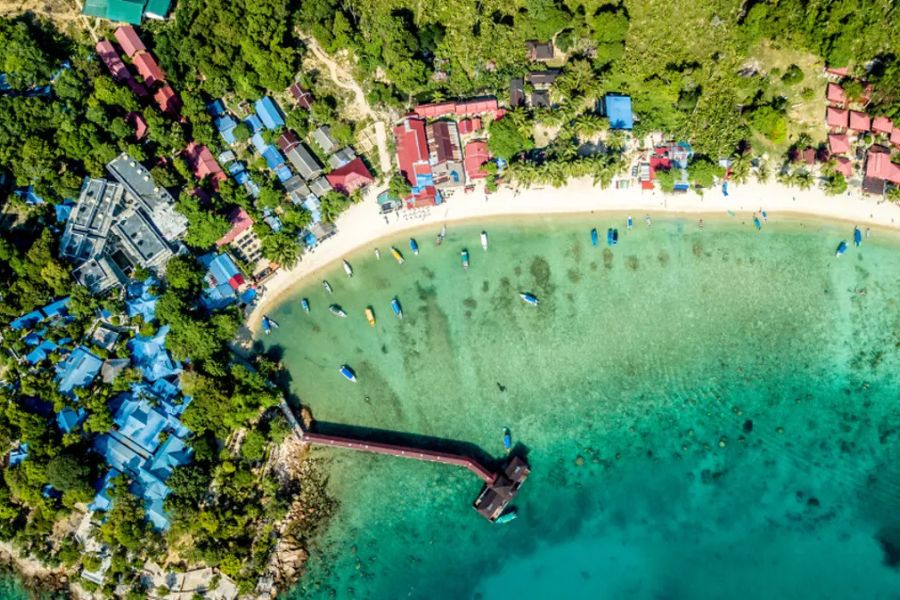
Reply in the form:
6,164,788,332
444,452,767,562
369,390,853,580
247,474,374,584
10,310,45,331
26,340,59,365
215,114,238,145
199,253,248,311
251,132,267,154
8,444,28,466
602,94,633,130
254,96,285,130
126,278,158,323
57,347,103,394
57,407,87,433
275,164,293,183
262,146,286,170
244,114,264,134
207,99,226,117
128,326,181,382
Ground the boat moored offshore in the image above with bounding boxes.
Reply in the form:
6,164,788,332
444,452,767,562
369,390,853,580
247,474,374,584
375,248,381,260
519,292,539,306
627,215,633,230
391,297,403,319
339,365,357,383
329,304,348,318
503,428,512,452
753,215,762,231
323,280,333,294
343,260,353,277
835,241,848,257
607,228,618,246
590,228,598,246
461,249,470,270
365,306,376,327
391,247,405,264
262,316,272,335
409,238,419,255
854,226,862,247
301,298,310,313
481,231,489,251
495,509,518,524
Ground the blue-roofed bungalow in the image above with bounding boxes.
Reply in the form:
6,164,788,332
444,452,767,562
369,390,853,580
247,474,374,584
207,99,226,117
245,114,264,134
56,347,103,394
262,146,287,170
255,96,285,130
41,297,71,320
251,132,267,154
126,279,158,323
88,469,120,512
10,310,44,331
57,407,87,433
215,114,238,145
8,444,28,466
128,326,181,382
602,94,634,130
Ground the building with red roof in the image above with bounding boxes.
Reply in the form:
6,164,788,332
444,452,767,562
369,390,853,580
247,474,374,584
393,117,430,186
185,143,227,189
289,83,314,110
132,52,165,87
872,116,893,135
128,112,148,140
826,107,848,129
833,156,853,178
464,140,490,180
412,98,499,119
326,157,374,195
892,128,900,147
828,134,850,155
825,83,846,106
406,185,438,208
849,111,870,132
96,40,132,82
216,207,254,247
863,148,900,194
825,66,849,78
153,84,180,116
276,130,300,152
458,117,483,135
114,26,145,58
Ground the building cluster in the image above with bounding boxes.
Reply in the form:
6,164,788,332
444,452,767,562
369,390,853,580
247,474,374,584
82,0,170,25
60,153,187,294
96,26,180,120
824,74,900,194
393,98,501,208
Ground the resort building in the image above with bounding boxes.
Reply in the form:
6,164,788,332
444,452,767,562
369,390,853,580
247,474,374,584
325,157,374,195
394,117,430,186
254,96,285,130
82,0,171,25
464,140,491,180
525,40,554,62
311,125,340,154
863,148,900,195
216,207,268,274
285,143,324,180
329,147,357,170
289,82,314,110
427,121,466,188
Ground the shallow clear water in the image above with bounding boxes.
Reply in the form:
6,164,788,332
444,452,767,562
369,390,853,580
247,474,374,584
261,214,900,599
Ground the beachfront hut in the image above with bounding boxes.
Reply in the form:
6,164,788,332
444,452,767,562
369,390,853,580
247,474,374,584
834,156,853,178
114,26,145,57
849,111,871,132
872,117,893,136
828,134,850,155
826,107,849,129
464,140,490,180
825,83,846,106
326,157,374,195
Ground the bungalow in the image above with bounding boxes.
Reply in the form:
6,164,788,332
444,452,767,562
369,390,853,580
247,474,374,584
531,90,551,108
184,143,226,188
309,176,332,197
525,40,554,61
427,121,465,188
289,83,314,110
254,96,285,130
311,125,340,154
285,143,324,180
284,175,312,204
95,41,131,83
326,157,374,195
601,95,634,130
872,116,893,136
277,130,300,152
153,84,180,116
56,346,103,395
216,207,266,269
828,134,851,155
393,117,430,186
525,71,560,90
509,78,525,108
132,52,165,87
892,128,900,147
113,26,145,58
328,147,356,169
458,117,482,135
826,107,849,129
849,111,871,132
199,252,248,310
82,0,144,25
862,148,900,194
834,156,853,178
825,83,846,107
128,112,147,140
143,0,171,20
463,140,490,180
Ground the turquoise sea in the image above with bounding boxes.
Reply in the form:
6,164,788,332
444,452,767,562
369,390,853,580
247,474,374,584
262,214,900,600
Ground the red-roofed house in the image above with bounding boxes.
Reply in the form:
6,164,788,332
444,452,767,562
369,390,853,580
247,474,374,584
826,107,849,130
185,143,227,189
834,157,853,178
114,26,146,58
406,185,438,208
828,134,850,155
413,101,456,119
849,111,870,132
464,140,490,180
128,112,148,140
289,83,314,110
863,149,900,194
393,117,430,186
825,66,849,78
872,116,893,135
800,147,817,166
455,98,499,116
326,157,374,195
277,130,300,152
132,52,165,87
892,128,900,147
826,83,846,106
96,40,132,83
458,117,483,135
153,84,180,116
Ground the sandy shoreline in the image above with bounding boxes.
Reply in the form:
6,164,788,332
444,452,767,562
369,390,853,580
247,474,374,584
247,178,900,333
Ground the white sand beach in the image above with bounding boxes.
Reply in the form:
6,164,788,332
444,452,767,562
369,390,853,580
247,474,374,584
247,179,900,332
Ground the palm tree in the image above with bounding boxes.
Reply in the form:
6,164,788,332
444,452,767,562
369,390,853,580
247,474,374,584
754,160,771,183
262,233,301,268
792,169,813,190
729,154,752,184
572,113,606,139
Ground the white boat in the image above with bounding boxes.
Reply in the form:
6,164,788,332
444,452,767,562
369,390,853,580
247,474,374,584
343,260,353,277
329,304,348,318
339,365,357,383
519,292,539,306
480,231,488,251
375,248,381,260
323,280,333,294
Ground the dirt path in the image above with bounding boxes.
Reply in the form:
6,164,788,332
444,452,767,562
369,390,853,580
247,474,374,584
0,1,99,42
300,35,393,176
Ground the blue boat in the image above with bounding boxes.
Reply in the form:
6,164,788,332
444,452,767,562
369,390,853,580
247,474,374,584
853,226,862,247
339,365,357,383
409,238,419,255
519,292,539,306
612,229,619,244
753,215,761,231
761,210,768,222
590,228,598,246
502,428,512,452
627,216,633,230
461,249,470,270
835,241,848,257
262,316,272,335
607,228,614,246
391,297,403,319
301,298,310,313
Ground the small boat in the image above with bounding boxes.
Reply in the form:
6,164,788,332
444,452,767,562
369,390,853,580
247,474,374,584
436,232,444,246
375,248,381,260
364,306,376,327
323,280,333,294
391,247,405,264
502,428,512,452
627,216,633,230
461,249,470,270
761,210,768,222
339,365,357,383
481,231,489,251
753,215,761,231
342,260,353,277
835,241,848,257
853,226,862,247
612,229,619,244
495,509,517,524
264,315,279,329
645,215,652,227
301,298,310,313
590,228,598,247
606,228,618,246
409,238,419,255
391,297,403,319
329,304,347,318
262,316,272,335
519,292,539,306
